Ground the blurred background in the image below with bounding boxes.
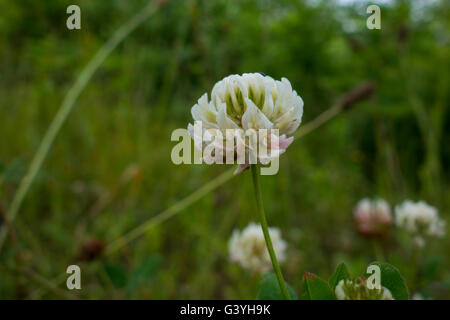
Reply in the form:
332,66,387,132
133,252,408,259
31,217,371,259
0,0,449,299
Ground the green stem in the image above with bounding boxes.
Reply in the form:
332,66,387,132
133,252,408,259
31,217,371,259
27,84,366,298
250,164,290,300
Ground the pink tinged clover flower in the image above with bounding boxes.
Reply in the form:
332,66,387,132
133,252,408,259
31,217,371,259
187,73,303,174
353,198,393,238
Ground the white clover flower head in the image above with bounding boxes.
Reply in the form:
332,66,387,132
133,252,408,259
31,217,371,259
335,278,394,300
353,198,392,237
412,293,424,300
412,292,430,300
228,222,287,273
395,200,446,245
188,73,303,174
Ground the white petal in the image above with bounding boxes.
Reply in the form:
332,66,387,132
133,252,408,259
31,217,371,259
242,98,273,130
275,107,296,134
275,94,303,135
191,94,218,129
187,123,204,151
262,84,274,117
198,93,209,109
225,79,241,114
281,77,292,92
217,103,239,129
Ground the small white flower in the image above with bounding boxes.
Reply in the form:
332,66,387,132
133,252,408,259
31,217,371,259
335,280,348,300
228,222,287,273
395,200,446,245
335,279,394,300
412,293,424,300
412,292,430,300
414,235,425,248
353,198,392,237
188,73,303,174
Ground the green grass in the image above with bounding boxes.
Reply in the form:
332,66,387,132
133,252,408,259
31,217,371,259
0,0,449,299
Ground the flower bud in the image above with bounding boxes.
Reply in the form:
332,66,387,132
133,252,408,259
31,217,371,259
79,238,105,262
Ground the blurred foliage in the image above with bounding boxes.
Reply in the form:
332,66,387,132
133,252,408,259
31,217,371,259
0,0,449,299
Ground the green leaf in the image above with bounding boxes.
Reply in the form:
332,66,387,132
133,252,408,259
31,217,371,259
104,264,128,288
303,272,336,300
329,263,350,289
257,273,298,300
366,262,409,300
127,255,161,293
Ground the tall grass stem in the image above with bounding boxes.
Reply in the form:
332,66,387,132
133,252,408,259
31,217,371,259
105,168,234,255
0,1,162,252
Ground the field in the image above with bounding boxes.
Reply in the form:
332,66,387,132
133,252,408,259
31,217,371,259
0,0,449,299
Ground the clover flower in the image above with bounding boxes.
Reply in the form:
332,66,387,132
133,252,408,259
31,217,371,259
228,222,287,273
412,293,428,300
395,200,446,247
353,198,392,238
188,73,303,174
335,278,394,300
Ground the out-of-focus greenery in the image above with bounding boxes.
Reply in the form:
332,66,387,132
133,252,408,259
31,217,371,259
0,0,449,299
